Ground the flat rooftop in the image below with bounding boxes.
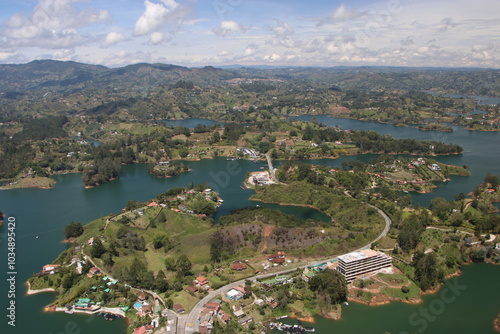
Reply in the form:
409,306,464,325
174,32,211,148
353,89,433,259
338,249,382,263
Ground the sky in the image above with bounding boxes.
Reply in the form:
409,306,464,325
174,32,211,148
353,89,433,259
0,0,499,68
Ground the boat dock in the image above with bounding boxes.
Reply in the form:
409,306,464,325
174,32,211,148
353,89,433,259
269,322,315,333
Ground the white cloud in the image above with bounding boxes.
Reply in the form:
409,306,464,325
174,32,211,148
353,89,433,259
133,0,190,37
269,21,293,37
264,53,280,61
318,3,368,26
212,21,247,36
148,31,165,45
1,0,111,49
102,32,126,48
218,50,232,57
243,45,257,56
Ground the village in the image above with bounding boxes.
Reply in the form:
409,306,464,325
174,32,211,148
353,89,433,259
34,245,402,334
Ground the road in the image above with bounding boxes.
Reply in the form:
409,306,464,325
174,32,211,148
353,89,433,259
265,153,276,181
183,203,392,334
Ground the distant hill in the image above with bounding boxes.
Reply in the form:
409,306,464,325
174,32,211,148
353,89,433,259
0,60,239,96
0,60,498,122
1,59,498,97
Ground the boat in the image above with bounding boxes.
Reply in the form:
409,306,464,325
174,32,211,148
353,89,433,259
103,313,118,321
344,301,349,306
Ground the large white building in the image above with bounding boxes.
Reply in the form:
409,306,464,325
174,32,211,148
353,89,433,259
336,249,392,282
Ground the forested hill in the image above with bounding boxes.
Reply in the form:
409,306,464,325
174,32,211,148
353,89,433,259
0,60,238,95
238,67,500,97
0,60,498,97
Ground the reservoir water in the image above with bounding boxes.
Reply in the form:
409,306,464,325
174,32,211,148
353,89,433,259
275,264,500,334
0,117,499,334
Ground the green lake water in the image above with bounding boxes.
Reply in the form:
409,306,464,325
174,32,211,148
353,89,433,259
0,116,499,334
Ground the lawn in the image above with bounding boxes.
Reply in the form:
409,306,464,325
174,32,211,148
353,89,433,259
171,290,201,312
1,176,56,189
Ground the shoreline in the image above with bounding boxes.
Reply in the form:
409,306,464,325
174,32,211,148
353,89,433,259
347,268,462,308
249,196,335,223
322,113,497,133
46,306,126,318
1,146,465,190
26,281,56,295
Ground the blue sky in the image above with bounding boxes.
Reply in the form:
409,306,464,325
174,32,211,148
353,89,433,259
0,0,498,68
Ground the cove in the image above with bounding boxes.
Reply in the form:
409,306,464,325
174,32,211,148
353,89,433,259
0,160,330,334
274,264,500,334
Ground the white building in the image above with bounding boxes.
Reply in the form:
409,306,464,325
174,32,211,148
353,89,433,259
253,172,270,185
336,249,392,282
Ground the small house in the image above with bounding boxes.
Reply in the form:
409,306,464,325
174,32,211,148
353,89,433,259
195,276,209,286
230,261,247,271
204,302,221,313
173,304,185,314
40,264,60,276
226,288,244,300
141,304,153,314
186,286,198,294
87,267,101,278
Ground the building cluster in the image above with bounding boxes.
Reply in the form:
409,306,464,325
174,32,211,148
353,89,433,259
253,171,270,185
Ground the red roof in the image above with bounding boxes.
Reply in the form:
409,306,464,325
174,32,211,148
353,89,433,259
270,257,285,263
186,286,198,293
204,302,220,311
142,304,153,313
173,304,185,313
196,276,208,285
234,286,246,293
230,262,247,271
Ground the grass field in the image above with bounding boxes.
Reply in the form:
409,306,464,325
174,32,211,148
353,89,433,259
1,176,56,189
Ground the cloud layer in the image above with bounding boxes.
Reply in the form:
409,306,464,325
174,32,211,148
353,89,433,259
0,0,498,68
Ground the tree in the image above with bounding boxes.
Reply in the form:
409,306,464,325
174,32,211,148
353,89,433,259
166,298,174,309
62,272,77,290
165,257,176,271
64,222,84,239
102,252,115,268
210,230,223,263
484,173,500,188
122,147,136,164
397,214,425,252
271,149,279,159
429,197,451,221
412,252,444,291
211,131,220,143
178,148,190,158
176,255,192,276
155,271,169,292
308,269,347,305
188,197,216,217
90,238,106,258
153,234,168,249
157,210,167,223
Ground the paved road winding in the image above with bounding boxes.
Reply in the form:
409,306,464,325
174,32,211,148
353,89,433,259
182,203,392,334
